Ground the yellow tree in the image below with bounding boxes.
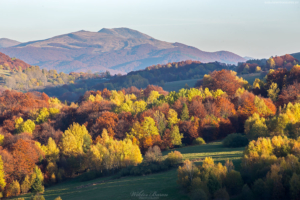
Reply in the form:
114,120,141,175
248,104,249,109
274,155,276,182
0,156,6,191
60,123,91,157
147,91,160,104
36,108,50,124
43,137,60,162
267,82,280,102
168,109,180,125
170,125,183,146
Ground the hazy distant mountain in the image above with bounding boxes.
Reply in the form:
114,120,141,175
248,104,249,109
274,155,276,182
0,38,21,48
243,56,254,61
0,28,246,74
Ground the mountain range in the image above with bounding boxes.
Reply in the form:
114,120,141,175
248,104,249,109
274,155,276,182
0,28,247,74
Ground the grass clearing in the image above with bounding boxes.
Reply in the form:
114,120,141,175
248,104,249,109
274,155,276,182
12,142,245,200
240,72,263,85
162,79,199,92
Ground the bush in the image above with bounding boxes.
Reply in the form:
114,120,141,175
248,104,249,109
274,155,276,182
193,137,206,145
145,145,162,163
30,194,45,200
80,170,103,182
222,133,249,148
166,151,183,166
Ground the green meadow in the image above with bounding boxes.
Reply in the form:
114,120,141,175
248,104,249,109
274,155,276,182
12,142,245,200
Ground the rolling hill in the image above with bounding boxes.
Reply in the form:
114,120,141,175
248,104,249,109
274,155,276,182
0,28,246,74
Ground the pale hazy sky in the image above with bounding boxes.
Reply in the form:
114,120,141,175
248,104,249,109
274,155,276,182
0,0,299,58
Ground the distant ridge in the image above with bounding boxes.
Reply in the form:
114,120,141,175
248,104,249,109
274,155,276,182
291,52,300,61
0,38,21,48
0,28,246,74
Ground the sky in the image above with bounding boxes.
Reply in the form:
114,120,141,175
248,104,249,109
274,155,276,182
0,0,299,59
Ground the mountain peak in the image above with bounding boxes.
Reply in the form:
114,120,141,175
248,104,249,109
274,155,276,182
98,27,152,39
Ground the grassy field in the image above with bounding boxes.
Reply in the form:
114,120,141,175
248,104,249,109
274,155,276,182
162,79,199,92
240,72,263,85
162,72,262,92
12,142,244,200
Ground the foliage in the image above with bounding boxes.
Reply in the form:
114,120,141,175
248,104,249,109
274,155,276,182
224,170,243,195
60,123,91,157
166,151,183,166
0,156,6,190
192,137,206,145
170,125,183,146
145,146,162,163
222,133,249,148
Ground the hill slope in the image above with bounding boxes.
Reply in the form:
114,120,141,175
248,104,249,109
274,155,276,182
0,28,246,74
0,52,31,70
0,38,21,48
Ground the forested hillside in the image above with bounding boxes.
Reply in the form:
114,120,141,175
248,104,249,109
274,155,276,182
0,64,300,199
237,54,299,74
92,60,235,90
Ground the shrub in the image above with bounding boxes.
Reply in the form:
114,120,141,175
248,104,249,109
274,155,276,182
192,137,206,145
222,133,249,148
145,145,162,163
177,160,200,189
166,151,183,166
224,170,243,195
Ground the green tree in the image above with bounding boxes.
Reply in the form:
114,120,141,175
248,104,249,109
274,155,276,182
290,173,300,200
31,177,44,194
224,170,243,195
207,174,221,195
